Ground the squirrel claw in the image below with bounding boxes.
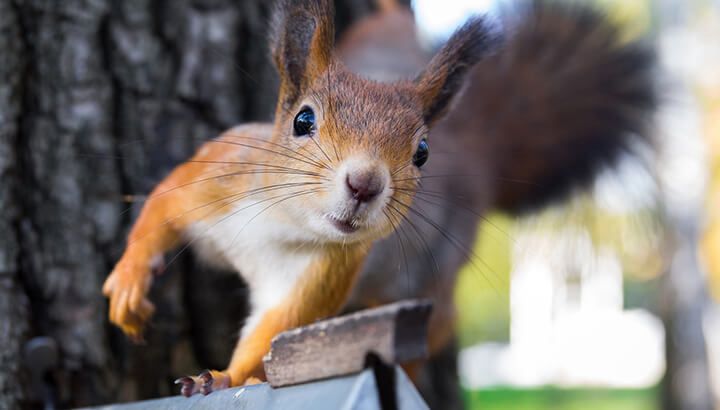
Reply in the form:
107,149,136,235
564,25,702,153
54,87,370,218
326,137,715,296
174,376,197,397
175,370,231,397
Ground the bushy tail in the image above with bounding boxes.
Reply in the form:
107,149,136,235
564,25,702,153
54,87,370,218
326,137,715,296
448,1,657,213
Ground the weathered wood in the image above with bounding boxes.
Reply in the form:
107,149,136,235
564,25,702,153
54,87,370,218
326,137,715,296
263,300,432,387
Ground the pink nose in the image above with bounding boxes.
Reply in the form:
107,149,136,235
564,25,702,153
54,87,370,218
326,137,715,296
346,169,384,203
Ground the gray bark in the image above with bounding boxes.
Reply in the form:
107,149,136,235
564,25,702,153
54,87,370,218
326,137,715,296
653,2,714,408
0,1,30,407
0,0,372,407
660,215,714,410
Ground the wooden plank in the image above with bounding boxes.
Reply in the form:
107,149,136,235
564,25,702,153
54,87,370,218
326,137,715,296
263,299,433,387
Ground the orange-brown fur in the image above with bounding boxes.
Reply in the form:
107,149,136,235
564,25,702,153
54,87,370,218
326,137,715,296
103,0,495,393
104,119,390,385
223,244,368,383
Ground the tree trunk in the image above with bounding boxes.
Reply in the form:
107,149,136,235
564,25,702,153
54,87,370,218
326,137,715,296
660,214,714,410
0,0,372,407
0,1,30,407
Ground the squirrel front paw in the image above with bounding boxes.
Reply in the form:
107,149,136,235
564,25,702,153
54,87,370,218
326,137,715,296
102,256,156,341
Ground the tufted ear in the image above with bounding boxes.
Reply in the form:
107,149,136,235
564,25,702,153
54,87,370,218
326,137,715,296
270,0,335,110
415,16,497,126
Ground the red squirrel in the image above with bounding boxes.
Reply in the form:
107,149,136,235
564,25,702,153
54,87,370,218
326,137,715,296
339,1,657,407
102,0,497,396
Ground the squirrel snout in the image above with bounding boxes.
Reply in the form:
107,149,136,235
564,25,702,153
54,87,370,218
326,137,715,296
345,169,385,203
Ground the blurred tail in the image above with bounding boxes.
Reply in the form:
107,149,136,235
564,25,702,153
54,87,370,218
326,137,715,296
452,1,658,213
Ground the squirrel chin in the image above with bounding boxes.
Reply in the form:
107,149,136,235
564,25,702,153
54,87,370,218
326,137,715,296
304,212,390,245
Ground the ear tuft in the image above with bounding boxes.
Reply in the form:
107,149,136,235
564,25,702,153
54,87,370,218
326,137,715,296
270,0,335,109
416,16,498,125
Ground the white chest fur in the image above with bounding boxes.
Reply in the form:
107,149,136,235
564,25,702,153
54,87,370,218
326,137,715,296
185,199,316,321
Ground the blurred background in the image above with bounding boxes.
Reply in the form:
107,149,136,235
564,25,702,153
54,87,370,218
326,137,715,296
412,0,720,409
0,0,717,409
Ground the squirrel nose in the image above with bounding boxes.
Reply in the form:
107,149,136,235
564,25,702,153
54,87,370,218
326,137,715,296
346,169,384,203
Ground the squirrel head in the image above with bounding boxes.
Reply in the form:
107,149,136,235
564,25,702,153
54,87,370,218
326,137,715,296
264,0,495,244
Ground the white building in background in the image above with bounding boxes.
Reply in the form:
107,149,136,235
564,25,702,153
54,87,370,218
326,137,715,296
459,227,666,389
412,0,668,391
412,0,720,398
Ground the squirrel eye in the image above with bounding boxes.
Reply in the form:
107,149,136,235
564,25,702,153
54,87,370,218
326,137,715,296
413,139,429,168
293,107,315,137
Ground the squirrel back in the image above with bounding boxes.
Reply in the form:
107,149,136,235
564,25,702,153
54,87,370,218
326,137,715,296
338,0,428,82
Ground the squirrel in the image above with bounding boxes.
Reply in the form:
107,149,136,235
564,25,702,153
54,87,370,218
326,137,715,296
102,0,497,396
338,0,657,406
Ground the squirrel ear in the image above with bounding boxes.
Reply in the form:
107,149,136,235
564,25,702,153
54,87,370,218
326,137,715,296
415,17,497,126
270,0,335,109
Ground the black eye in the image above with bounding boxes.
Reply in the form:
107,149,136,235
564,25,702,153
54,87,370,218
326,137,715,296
293,107,315,137
413,139,429,167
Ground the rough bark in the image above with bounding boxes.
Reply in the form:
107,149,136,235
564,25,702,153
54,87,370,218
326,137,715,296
0,1,30,408
0,0,372,407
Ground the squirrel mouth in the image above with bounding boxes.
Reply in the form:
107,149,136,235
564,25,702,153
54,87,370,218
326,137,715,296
327,216,360,234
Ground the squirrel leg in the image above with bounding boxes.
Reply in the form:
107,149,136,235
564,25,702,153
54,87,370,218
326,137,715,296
103,160,207,340
172,302,298,396
175,245,368,396
174,301,306,397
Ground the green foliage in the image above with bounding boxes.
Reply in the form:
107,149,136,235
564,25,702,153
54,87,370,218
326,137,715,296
454,213,513,347
464,387,660,410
